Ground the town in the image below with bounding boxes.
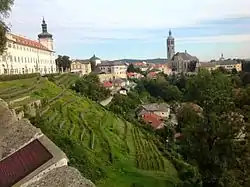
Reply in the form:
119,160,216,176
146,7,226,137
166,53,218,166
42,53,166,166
1,1,250,187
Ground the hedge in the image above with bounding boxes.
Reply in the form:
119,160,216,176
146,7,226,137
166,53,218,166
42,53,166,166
0,73,40,81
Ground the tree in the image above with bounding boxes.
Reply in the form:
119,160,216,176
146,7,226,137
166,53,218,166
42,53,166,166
127,63,141,73
72,74,110,102
188,60,197,72
176,104,250,187
55,55,72,72
231,68,238,74
0,0,14,54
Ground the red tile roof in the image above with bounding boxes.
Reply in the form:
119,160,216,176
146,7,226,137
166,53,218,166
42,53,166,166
0,139,53,187
10,33,51,51
142,113,164,129
103,81,113,87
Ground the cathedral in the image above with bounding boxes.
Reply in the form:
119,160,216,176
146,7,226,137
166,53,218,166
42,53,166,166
166,30,199,73
0,18,57,75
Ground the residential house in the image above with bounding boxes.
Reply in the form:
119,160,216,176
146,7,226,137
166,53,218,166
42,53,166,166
113,78,127,88
119,87,128,95
134,61,151,72
103,81,113,90
141,112,165,129
147,71,159,79
127,72,144,79
70,59,91,75
137,103,171,119
215,59,242,72
199,62,217,71
172,50,199,73
96,61,128,82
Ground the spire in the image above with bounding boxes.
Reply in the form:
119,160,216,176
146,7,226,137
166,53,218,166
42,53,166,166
41,17,47,33
38,17,53,39
169,29,172,36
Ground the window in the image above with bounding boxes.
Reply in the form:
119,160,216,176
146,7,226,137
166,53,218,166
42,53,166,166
18,57,20,63
9,56,12,62
8,43,11,48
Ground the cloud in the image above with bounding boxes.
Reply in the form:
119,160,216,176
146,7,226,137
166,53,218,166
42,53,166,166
177,34,250,44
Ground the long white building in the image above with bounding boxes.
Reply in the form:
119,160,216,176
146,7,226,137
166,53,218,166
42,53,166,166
0,18,57,75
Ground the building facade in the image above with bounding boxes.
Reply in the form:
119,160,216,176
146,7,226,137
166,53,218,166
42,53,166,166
172,51,199,73
0,18,56,75
167,30,175,61
70,60,91,75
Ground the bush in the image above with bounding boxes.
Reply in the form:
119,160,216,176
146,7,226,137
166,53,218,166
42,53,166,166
0,73,40,81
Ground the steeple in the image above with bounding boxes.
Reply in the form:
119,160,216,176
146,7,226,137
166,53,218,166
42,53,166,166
167,29,175,61
38,17,52,39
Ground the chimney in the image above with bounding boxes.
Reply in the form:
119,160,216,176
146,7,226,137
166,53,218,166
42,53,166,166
185,50,187,54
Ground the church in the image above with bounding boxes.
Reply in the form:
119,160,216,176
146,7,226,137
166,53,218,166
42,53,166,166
166,30,199,73
0,18,57,75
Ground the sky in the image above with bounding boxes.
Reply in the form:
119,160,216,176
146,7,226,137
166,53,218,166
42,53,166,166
6,0,250,61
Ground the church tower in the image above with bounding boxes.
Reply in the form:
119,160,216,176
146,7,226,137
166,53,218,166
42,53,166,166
38,18,54,51
167,29,175,60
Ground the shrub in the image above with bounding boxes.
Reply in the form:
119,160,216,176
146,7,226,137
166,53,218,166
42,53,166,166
0,73,40,81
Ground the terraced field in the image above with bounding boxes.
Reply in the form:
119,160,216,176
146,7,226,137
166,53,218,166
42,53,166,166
0,74,180,187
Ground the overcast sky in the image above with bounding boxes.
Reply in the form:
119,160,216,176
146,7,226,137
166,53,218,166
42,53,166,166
7,0,250,61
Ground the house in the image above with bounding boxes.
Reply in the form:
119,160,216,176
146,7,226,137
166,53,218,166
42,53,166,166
127,72,144,79
147,71,160,79
119,87,128,95
199,62,217,71
141,112,165,129
70,59,91,75
113,78,126,87
172,50,199,73
103,81,113,90
96,61,128,82
134,61,151,72
215,58,242,72
137,103,171,119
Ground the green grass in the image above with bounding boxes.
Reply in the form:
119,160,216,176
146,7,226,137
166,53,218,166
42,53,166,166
0,74,180,187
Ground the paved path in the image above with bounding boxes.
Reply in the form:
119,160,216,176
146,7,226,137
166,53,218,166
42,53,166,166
100,96,113,106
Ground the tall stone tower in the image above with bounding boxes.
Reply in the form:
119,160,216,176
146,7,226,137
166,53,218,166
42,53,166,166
38,18,53,51
167,29,175,60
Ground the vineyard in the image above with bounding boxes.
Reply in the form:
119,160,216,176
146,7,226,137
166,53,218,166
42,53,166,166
0,74,180,187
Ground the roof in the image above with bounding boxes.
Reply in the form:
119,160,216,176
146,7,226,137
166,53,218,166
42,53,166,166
113,78,125,84
97,61,127,67
0,139,53,187
174,52,198,61
103,81,113,87
90,55,101,61
142,113,164,129
200,62,216,68
216,59,240,65
141,103,170,112
72,59,90,64
7,33,52,52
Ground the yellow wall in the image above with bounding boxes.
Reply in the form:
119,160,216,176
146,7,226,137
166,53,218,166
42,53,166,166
98,73,127,82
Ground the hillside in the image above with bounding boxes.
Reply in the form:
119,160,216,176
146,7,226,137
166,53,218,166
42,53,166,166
119,58,168,64
0,74,180,187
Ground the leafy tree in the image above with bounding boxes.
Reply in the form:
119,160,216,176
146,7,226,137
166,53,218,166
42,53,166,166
72,74,110,102
187,60,197,72
0,0,14,54
184,70,234,113
177,107,250,187
55,55,72,72
127,63,142,73
231,68,238,74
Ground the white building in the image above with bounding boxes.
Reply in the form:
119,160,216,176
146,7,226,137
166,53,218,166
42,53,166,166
0,18,57,75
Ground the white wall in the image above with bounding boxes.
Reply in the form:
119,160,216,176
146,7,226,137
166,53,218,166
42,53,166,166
0,34,56,75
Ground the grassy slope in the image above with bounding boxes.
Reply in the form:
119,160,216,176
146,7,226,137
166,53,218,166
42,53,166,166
0,74,180,187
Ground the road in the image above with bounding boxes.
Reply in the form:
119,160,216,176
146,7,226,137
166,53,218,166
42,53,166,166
100,96,113,106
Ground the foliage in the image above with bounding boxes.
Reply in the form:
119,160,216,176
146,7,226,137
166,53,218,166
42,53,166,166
72,74,110,102
187,60,197,72
127,64,142,73
56,55,72,72
0,73,40,81
0,0,14,54
136,78,182,102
